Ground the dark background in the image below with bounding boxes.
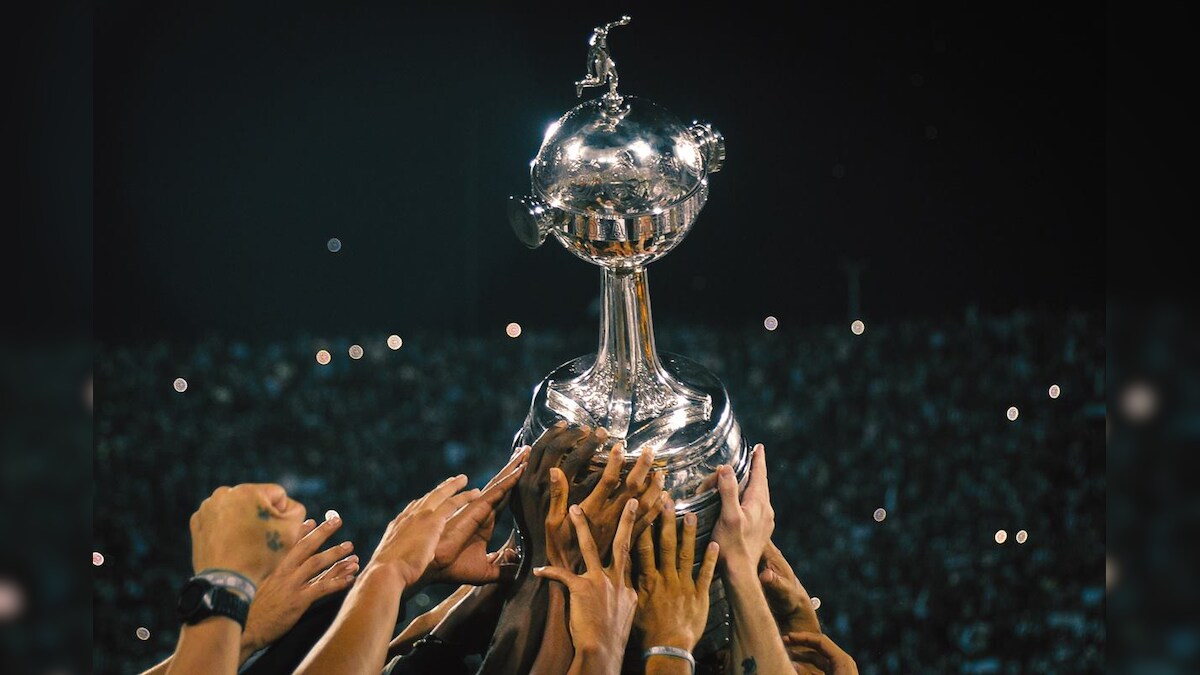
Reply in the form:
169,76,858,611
95,1,1104,341
85,2,1112,674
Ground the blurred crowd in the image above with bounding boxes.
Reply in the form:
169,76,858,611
94,308,1104,673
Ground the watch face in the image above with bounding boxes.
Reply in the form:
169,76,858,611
177,580,208,616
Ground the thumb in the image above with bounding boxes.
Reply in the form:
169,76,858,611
532,565,575,589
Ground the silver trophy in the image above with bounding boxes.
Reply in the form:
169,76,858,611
508,16,750,654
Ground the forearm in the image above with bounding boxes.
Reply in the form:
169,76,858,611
295,565,407,675
567,645,625,675
164,618,241,675
390,584,472,657
724,562,794,675
141,632,258,675
530,583,573,675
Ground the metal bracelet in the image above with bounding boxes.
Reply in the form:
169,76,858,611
644,645,696,674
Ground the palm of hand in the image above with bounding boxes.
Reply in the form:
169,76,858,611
568,572,637,649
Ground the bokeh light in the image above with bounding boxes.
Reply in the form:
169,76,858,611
994,529,1008,544
326,238,342,253
136,627,151,641
93,551,105,567
1121,381,1157,423
810,596,821,610
873,508,887,522
324,509,340,522
1006,406,1019,421
1048,384,1061,399
506,322,523,338
0,579,25,620
348,345,364,360
763,316,779,331
315,349,332,365
387,335,403,350
1015,529,1028,544
173,377,188,393
851,319,866,335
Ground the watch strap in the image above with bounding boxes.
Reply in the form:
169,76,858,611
203,584,250,630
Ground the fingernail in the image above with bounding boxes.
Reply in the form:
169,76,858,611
569,504,582,515
709,542,719,552
626,498,637,511
303,519,316,528
553,420,567,429
340,541,353,550
347,554,359,563
347,563,360,572
755,443,765,452
719,465,732,478
533,566,546,574
685,513,697,525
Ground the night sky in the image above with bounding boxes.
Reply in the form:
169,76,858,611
94,2,1104,340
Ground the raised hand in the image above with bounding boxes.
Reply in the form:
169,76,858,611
420,448,528,585
242,514,359,657
573,442,666,564
634,497,720,653
534,500,640,674
783,632,859,675
189,483,308,583
711,444,774,572
366,475,478,588
516,422,599,567
759,540,820,634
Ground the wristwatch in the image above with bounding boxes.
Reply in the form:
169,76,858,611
176,570,255,630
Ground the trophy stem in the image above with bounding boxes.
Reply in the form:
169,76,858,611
594,266,662,438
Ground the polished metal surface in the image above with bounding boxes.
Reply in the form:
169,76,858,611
508,16,747,662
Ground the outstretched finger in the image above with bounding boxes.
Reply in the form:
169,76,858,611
560,429,605,481
610,498,638,584
657,498,678,578
783,632,854,668
624,445,654,495
286,516,343,569
438,487,480,519
486,446,530,491
581,444,624,512
532,564,576,591
635,522,656,576
298,541,356,581
305,567,357,602
746,444,768,500
696,541,719,595
678,512,697,576
421,474,470,511
311,554,359,583
634,491,666,535
716,464,740,511
547,467,569,527
568,504,603,573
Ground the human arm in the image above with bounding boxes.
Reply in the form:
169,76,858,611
635,498,720,675
389,583,475,656
158,483,307,675
533,500,640,675
759,540,826,672
711,446,794,675
294,475,475,675
783,632,859,675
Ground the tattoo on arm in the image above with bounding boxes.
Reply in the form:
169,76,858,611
266,530,283,551
741,657,757,674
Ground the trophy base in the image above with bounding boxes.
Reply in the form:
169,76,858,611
513,351,751,662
